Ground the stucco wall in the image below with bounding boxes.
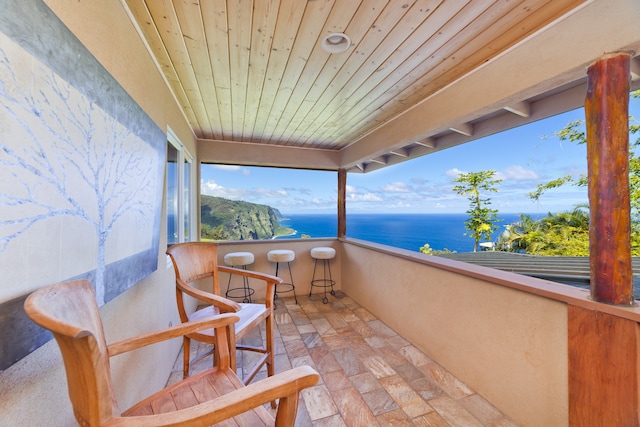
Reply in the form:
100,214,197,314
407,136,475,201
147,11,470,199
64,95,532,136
0,1,194,425
340,241,569,426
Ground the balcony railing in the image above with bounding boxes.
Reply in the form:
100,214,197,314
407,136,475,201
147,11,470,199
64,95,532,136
213,237,640,426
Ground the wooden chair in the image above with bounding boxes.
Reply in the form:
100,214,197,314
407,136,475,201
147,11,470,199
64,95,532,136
166,242,278,384
24,280,319,426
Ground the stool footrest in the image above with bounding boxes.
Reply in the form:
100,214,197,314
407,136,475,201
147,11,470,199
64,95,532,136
225,287,255,302
276,283,296,293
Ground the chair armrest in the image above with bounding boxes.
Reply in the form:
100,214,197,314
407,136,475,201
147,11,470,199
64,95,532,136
107,313,239,357
218,266,282,308
176,278,242,313
104,366,320,427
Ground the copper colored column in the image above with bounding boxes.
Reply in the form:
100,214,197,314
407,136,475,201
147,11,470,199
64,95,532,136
337,169,346,238
586,53,633,305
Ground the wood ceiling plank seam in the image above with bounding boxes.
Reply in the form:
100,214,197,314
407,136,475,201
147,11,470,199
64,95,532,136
291,0,429,146
279,0,391,146
174,0,224,140
242,0,280,142
316,0,496,145
298,0,456,146
268,0,365,145
327,0,578,145
259,0,338,144
227,0,254,141
200,0,233,141
258,0,336,143
385,0,570,119
289,0,418,146
323,0,524,141
250,0,308,143
145,0,209,137
126,0,199,131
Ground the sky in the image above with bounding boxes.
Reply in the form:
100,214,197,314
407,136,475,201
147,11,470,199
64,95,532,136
201,97,640,216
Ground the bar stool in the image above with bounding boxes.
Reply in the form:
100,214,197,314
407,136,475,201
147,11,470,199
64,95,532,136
309,247,336,304
224,251,255,303
267,249,298,307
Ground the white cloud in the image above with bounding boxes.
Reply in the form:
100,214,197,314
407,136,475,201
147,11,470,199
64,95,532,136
445,168,466,178
381,181,411,193
347,192,383,202
201,179,246,199
212,165,241,171
497,165,539,181
255,187,289,198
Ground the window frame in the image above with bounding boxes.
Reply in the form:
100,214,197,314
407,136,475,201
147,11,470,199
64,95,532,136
167,128,195,245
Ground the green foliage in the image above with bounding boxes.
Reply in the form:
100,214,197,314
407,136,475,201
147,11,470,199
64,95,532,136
528,175,574,201
201,224,228,241
419,243,456,255
200,195,293,240
497,209,591,256
452,170,502,252
529,93,640,251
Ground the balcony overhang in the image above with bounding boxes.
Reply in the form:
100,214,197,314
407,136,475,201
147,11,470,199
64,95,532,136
196,0,640,174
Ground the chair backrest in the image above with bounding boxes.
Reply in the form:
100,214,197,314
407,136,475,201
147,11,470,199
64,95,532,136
166,242,221,291
166,242,223,319
24,280,118,426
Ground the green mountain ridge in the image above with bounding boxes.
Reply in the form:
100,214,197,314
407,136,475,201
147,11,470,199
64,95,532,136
200,195,293,240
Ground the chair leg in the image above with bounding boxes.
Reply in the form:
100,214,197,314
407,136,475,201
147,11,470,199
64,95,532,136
266,311,276,408
182,336,190,379
274,262,280,308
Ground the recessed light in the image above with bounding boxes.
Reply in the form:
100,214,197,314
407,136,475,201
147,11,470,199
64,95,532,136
321,32,351,54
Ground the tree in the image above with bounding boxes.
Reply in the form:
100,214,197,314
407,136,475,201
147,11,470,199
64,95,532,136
452,170,502,252
419,243,455,255
201,224,228,241
497,208,590,255
527,90,640,254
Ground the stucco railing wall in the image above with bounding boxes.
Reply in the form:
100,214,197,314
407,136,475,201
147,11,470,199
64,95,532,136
339,239,570,426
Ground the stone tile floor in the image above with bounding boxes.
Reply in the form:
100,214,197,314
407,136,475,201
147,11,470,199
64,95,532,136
167,292,520,426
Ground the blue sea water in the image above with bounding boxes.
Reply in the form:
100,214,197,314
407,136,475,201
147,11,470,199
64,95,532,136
277,213,527,253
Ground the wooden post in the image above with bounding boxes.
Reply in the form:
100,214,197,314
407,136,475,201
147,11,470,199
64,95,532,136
337,169,346,238
586,53,633,305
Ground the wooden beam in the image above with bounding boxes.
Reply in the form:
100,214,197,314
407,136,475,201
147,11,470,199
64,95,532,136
414,138,436,148
586,53,634,305
631,57,640,80
337,169,346,238
369,156,388,165
449,122,473,136
389,148,409,157
503,101,531,117
568,305,638,424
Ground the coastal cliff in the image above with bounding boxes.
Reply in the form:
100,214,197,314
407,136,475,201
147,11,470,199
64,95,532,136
201,195,292,240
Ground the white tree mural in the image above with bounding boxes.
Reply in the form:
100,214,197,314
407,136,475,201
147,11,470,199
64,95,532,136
0,45,159,305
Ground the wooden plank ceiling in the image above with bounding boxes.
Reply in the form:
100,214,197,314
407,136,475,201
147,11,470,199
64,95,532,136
125,0,585,150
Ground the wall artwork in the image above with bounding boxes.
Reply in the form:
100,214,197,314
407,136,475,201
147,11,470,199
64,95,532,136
0,0,166,370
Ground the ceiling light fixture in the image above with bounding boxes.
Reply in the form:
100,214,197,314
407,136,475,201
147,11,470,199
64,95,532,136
321,32,351,53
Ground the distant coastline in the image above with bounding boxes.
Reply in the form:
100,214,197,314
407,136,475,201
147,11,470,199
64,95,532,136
273,229,297,239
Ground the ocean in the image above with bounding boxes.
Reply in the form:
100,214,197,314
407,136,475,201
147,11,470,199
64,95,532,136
277,213,528,253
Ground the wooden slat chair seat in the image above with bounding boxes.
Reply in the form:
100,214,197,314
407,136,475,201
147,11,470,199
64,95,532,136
24,280,319,426
166,242,280,385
